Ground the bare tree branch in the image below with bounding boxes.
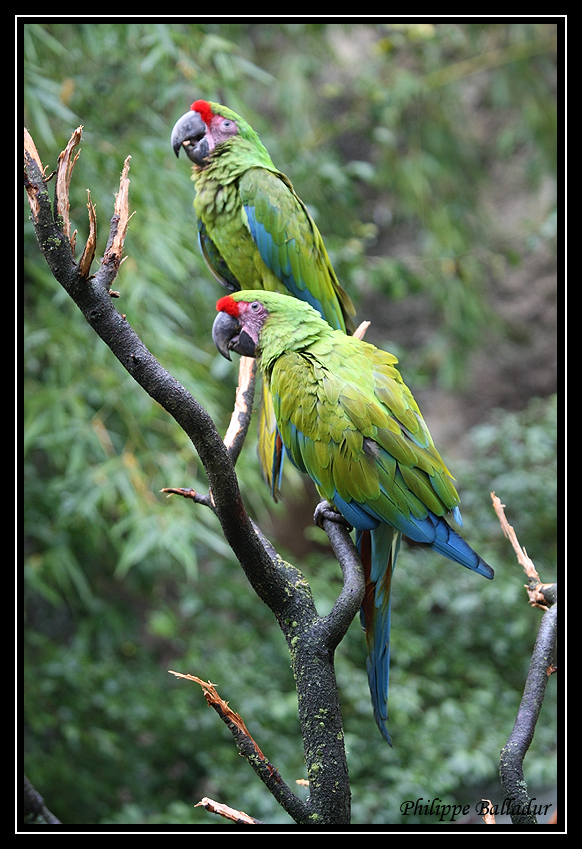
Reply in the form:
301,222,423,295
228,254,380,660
223,356,257,464
24,774,61,825
491,492,557,609
194,797,263,824
499,603,557,824
169,672,307,822
491,493,557,825
54,125,82,252
24,126,364,826
79,189,97,279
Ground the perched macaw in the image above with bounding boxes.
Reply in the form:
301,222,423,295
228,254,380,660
171,99,355,494
212,290,494,745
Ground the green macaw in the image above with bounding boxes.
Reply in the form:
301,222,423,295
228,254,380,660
212,290,494,745
171,99,355,495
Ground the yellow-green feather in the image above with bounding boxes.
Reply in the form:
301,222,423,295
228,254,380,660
237,292,461,523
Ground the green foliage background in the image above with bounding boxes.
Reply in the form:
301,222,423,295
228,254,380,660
23,21,558,826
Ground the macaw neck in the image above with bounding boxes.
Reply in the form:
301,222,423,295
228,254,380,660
192,137,276,187
258,316,335,376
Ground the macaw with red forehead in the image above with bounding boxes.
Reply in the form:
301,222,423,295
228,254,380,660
212,290,495,745
171,100,355,494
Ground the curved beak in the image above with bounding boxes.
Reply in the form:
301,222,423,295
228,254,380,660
171,110,208,163
212,311,257,360
212,311,241,361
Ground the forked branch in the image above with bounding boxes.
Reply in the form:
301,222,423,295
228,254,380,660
24,125,364,826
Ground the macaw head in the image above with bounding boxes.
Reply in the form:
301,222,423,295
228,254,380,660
212,291,327,366
212,293,269,360
171,99,270,168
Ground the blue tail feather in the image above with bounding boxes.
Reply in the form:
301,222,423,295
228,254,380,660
330,493,493,745
429,517,493,579
356,524,400,747
334,491,494,581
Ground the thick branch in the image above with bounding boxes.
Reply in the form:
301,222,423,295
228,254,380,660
24,128,363,825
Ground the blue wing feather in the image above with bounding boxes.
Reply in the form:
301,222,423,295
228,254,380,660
243,209,342,325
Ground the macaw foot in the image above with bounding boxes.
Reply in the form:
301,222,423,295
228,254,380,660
313,500,353,532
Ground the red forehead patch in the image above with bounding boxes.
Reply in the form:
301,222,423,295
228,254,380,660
216,295,239,316
191,99,214,126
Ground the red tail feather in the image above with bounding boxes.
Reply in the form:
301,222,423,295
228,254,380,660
359,530,375,633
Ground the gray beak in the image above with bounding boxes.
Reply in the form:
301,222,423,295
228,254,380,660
171,110,208,163
212,311,241,361
212,311,258,360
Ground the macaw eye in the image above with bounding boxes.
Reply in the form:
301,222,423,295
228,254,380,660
222,120,235,130
250,301,261,311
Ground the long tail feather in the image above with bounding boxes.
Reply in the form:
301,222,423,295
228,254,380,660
357,524,401,746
